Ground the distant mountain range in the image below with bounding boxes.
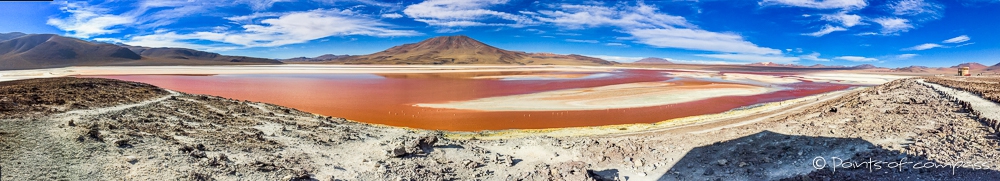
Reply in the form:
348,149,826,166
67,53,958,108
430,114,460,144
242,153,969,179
0,32,280,70
0,34,142,70
950,62,988,70
282,54,350,62
633,57,673,64
743,62,881,69
122,45,280,65
327,35,616,65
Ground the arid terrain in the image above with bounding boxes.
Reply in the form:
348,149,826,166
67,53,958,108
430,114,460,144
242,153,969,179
2,71,999,181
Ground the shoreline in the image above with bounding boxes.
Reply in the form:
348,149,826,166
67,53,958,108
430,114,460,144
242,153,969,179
442,87,863,139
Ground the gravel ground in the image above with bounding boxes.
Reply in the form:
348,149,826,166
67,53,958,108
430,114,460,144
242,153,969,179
1,77,999,180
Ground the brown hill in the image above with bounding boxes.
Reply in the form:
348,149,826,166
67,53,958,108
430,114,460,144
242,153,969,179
746,62,805,68
808,64,846,68
334,35,614,65
988,62,1000,72
950,62,988,70
282,54,349,62
851,64,883,69
893,66,931,73
123,46,281,65
633,57,673,64
0,34,142,70
0,32,26,42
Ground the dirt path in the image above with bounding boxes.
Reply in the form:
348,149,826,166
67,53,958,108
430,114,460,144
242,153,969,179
917,79,1000,122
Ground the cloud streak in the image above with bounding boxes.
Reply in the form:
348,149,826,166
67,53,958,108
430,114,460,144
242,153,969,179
834,56,878,62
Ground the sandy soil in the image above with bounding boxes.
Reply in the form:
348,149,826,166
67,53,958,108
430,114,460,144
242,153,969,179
417,82,775,111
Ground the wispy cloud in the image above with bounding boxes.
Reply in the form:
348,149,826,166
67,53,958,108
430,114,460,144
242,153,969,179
902,43,943,51
380,13,403,19
799,52,830,61
403,0,534,27
533,2,788,61
47,2,134,38
803,25,847,37
942,35,970,43
124,9,420,49
896,54,918,59
889,0,944,18
630,28,784,55
535,2,693,29
903,35,973,51
760,0,868,10
821,11,863,27
565,39,598,43
873,17,914,35
697,53,800,64
834,56,878,62
605,43,628,47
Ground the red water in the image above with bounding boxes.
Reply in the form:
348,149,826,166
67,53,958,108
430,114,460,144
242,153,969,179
86,70,852,131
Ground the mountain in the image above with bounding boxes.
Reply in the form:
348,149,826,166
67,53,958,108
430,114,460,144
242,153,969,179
746,62,804,67
0,32,26,42
633,57,673,64
0,34,142,70
123,46,281,65
950,62,988,70
334,35,615,65
988,62,1000,72
850,64,882,69
282,54,349,62
808,64,846,68
892,66,931,73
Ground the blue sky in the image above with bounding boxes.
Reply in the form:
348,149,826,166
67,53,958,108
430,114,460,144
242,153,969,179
1,0,999,67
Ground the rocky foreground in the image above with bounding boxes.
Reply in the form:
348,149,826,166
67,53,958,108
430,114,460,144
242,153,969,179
1,77,999,180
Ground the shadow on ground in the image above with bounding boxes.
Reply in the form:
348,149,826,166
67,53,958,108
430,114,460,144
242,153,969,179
657,131,1000,180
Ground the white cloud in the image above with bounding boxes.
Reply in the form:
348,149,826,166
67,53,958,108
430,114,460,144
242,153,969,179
605,43,628,47
697,54,800,64
834,56,878,62
403,0,534,27
535,2,693,29
760,0,868,10
629,28,784,55
123,9,420,49
234,0,291,11
820,11,863,27
565,39,599,43
942,35,970,43
873,17,914,34
902,43,943,51
799,52,830,61
381,13,404,19
46,2,134,38
803,25,847,37
532,2,783,57
889,0,943,18
896,54,918,59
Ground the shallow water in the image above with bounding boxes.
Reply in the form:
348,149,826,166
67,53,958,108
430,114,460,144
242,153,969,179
87,70,852,131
